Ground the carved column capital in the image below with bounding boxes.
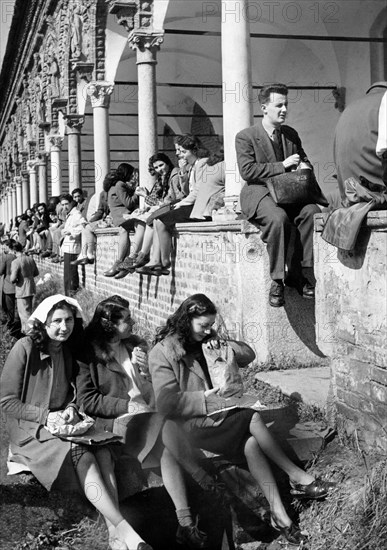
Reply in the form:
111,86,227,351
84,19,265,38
27,160,38,172
128,30,164,55
86,81,114,108
14,176,23,188
48,135,64,151
64,114,85,133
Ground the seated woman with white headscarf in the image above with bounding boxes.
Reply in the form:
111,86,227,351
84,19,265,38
0,294,153,550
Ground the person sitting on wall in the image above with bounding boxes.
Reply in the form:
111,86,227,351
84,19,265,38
103,164,146,279
29,202,51,255
127,152,190,277
235,83,321,308
70,189,109,267
141,146,226,277
71,187,87,215
334,81,387,194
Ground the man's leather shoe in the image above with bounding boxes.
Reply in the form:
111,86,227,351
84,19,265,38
285,275,315,299
269,280,285,307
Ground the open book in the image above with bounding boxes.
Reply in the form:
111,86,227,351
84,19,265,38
206,394,267,416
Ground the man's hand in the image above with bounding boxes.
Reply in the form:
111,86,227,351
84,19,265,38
283,154,300,169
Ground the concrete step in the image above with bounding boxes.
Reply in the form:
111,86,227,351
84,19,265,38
255,366,331,409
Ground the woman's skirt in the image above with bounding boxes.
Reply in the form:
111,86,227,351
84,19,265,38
185,408,256,459
112,412,165,469
9,430,81,493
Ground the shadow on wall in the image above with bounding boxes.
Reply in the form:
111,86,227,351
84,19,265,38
284,288,326,358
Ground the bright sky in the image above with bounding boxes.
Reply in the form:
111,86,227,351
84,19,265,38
0,0,16,69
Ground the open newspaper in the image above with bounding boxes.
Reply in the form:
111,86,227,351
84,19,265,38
206,394,267,416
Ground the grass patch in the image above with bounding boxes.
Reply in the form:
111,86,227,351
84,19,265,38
299,445,387,550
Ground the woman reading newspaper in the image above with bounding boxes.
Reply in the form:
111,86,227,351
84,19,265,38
149,294,335,548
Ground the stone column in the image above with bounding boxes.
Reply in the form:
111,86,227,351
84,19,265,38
86,82,114,196
48,135,64,197
129,32,163,190
37,154,48,204
65,115,84,192
5,192,11,229
15,176,23,215
11,183,17,222
21,172,30,212
221,0,254,211
27,160,39,206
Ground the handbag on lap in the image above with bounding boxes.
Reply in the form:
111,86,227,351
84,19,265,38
266,165,328,206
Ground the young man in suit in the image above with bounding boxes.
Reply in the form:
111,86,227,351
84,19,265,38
235,83,320,307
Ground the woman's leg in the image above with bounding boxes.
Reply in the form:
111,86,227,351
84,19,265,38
160,447,209,548
249,413,314,486
76,450,146,549
244,436,292,527
154,219,172,266
117,227,130,261
130,222,145,256
139,225,154,257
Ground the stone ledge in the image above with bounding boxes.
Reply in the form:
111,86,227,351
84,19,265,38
95,219,261,236
314,210,387,232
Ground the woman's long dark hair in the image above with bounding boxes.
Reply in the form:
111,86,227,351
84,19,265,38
27,301,78,352
174,134,209,159
102,163,136,193
154,294,217,344
84,295,132,355
148,153,175,177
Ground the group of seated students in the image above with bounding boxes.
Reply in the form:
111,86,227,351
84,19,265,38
102,134,225,279
5,187,105,265
0,292,334,550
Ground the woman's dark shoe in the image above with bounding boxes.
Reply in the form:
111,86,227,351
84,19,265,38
137,543,153,550
117,256,137,271
114,269,132,279
270,516,308,547
136,264,162,276
197,474,228,504
133,252,150,268
104,261,121,277
176,518,209,549
290,477,336,500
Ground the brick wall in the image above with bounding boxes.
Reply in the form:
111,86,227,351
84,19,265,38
36,220,327,366
314,211,387,451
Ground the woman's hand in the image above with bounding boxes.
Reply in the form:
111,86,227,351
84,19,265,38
135,186,148,198
203,335,226,350
60,407,80,426
204,387,220,397
132,347,149,376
